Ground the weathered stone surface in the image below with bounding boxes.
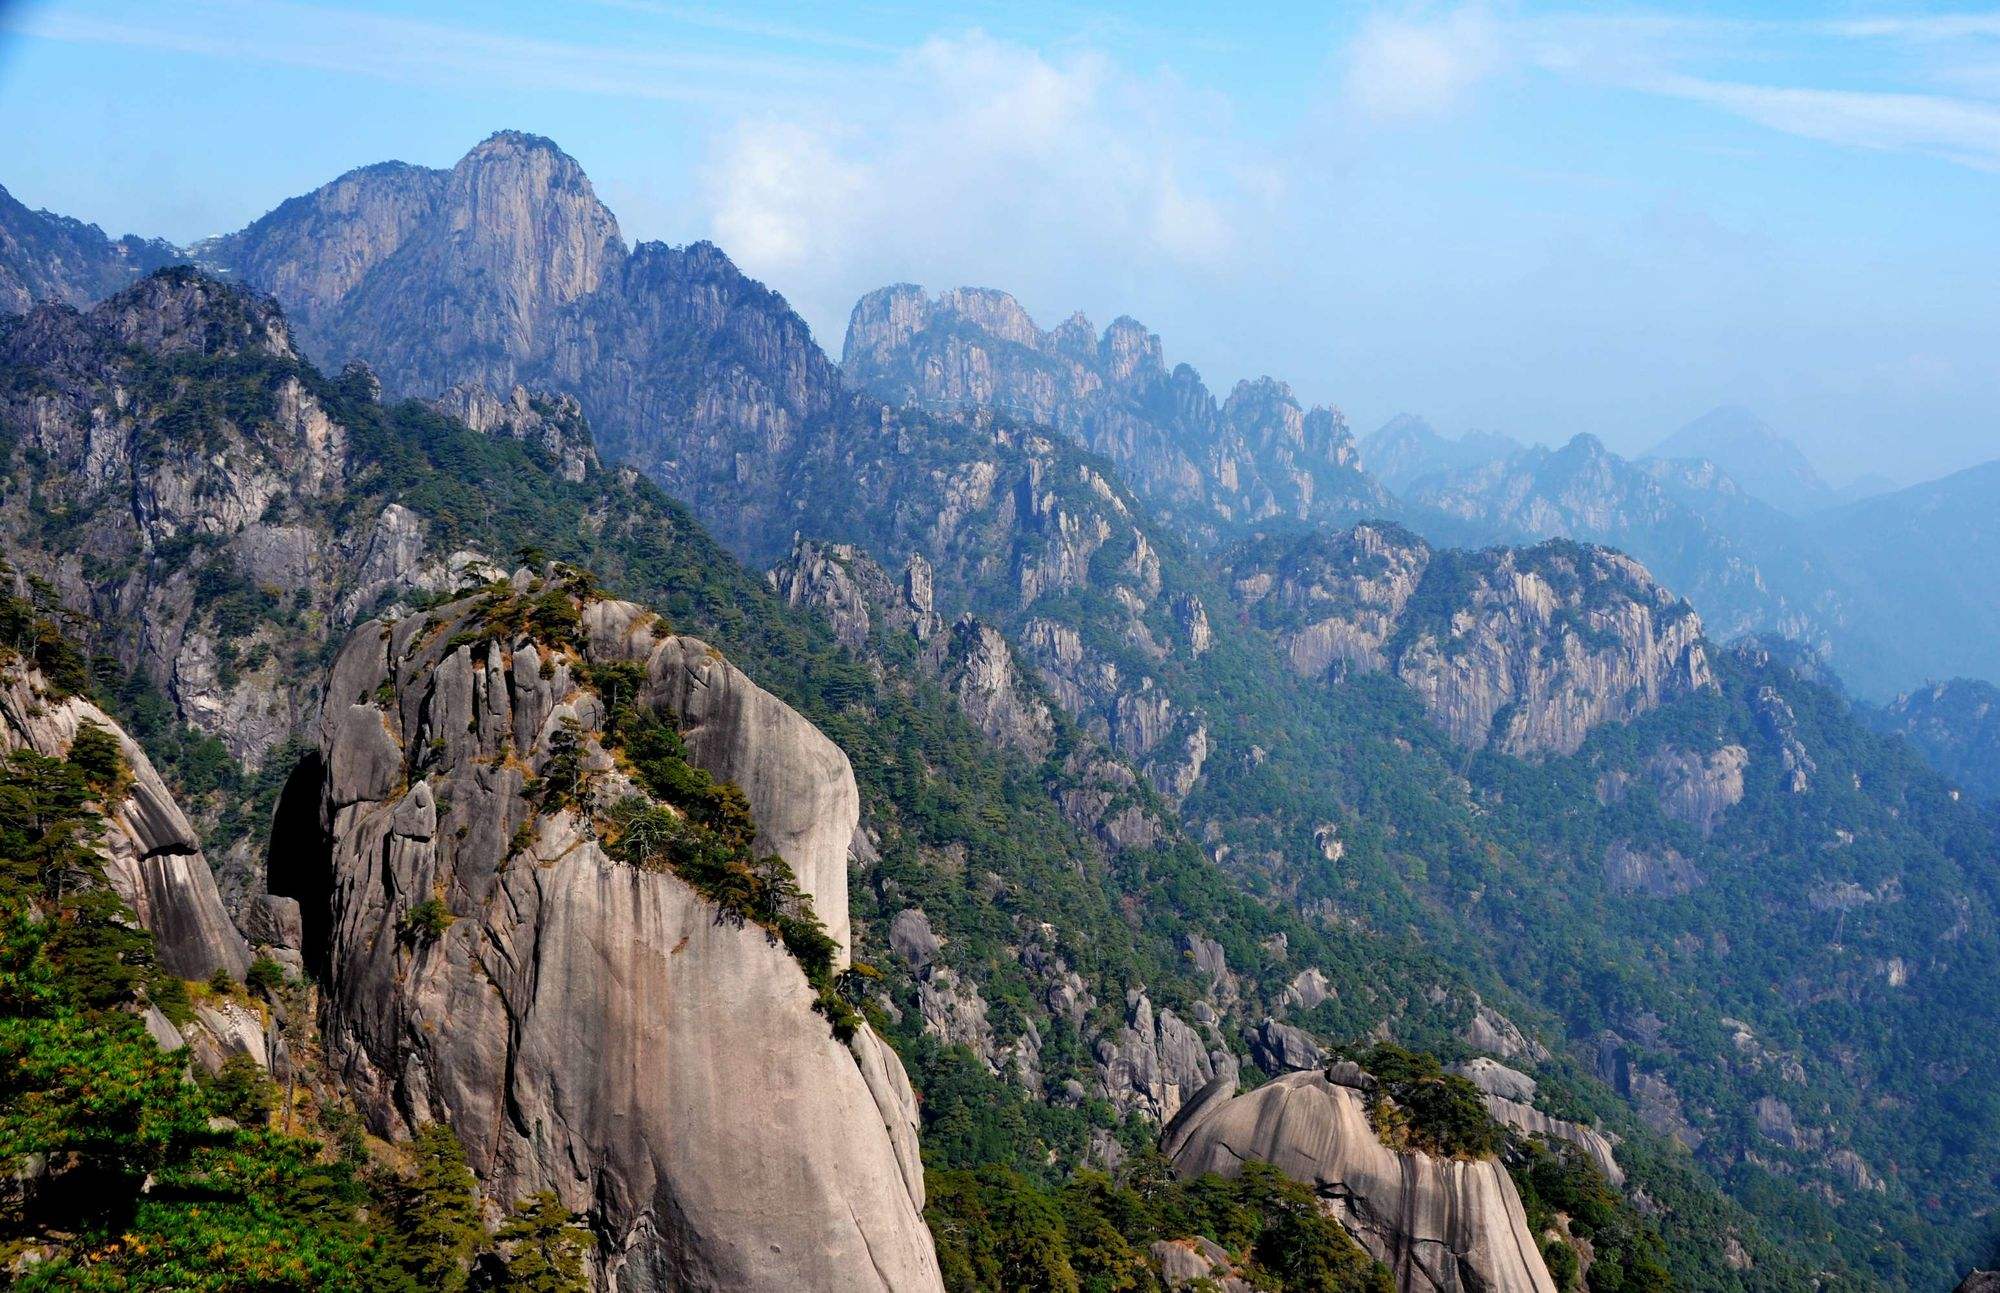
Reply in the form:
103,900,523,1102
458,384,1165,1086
584,598,860,965
1149,1237,1254,1291
1096,989,1230,1122
1483,1094,1624,1188
306,588,940,1291
1246,1017,1324,1073
932,615,1056,762
1644,744,1748,835
1603,841,1704,899
1752,684,1816,793
1232,526,1711,757
887,907,941,969
1463,1003,1549,1063
1231,522,1430,679
1453,1057,1537,1104
0,663,249,979
432,382,597,482
1165,1070,1556,1293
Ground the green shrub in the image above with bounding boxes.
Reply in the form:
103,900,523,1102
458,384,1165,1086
67,720,131,800
202,1052,276,1126
149,973,194,1026
492,1190,592,1292
1347,1043,1505,1159
245,956,287,993
399,898,454,943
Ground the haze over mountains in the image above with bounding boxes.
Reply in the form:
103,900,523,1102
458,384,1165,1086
6,130,2000,1290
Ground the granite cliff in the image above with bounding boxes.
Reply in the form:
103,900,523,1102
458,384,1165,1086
297,574,941,1290
0,646,246,981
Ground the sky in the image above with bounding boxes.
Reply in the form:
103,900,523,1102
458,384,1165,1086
1,1,1997,486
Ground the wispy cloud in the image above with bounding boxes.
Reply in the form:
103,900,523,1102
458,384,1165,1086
580,1,902,54
2,0,846,106
1334,5,2000,170
1646,74,2000,170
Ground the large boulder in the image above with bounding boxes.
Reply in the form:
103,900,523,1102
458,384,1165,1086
1163,1069,1555,1293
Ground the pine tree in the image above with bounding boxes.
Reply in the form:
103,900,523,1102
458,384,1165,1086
393,1122,483,1292
488,1190,591,1291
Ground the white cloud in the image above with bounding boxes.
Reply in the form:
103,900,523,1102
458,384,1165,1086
707,122,868,267
1343,6,1504,121
699,31,1266,342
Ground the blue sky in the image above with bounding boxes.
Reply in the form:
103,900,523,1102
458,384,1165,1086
2,1,1997,485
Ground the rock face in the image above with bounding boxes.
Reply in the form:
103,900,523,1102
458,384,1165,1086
432,382,597,483
0,660,249,980
841,283,1390,543
299,581,939,1291
1164,1070,1556,1293
1454,1060,1624,1189
1097,989,1232,1123
1598,744,1747,836
1233,526,1712,756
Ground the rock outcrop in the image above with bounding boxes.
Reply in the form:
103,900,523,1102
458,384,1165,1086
433,382,597,483
1233,527,1713,756
0,660,248,979
1453,1060,1624,1188
1097,989,1232,1123
1598,744,1747,835
1164,1069,1556,1293
298,578,940,1291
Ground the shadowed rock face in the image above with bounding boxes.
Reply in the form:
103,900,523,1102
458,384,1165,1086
0,662,249,980
310,582,938,1291
1164,1070,1555,1293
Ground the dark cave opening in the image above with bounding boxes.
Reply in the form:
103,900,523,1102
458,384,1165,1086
264,749,334,984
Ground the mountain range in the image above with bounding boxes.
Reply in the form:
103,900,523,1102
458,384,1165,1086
5,130,2000,1289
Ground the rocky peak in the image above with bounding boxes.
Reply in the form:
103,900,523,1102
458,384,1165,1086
196,159,446,333
841,283,933,367
1100,316,1164,384
840,281,1388,543
936,285,1042,347
441,130,625,316
97,266,295,359
1233,527,1713,756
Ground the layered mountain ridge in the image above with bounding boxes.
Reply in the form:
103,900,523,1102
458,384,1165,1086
4,132,2000,1286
